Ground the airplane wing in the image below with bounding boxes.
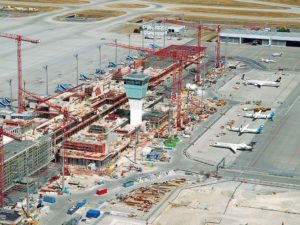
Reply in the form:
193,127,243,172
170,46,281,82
256,111,262,116
229,127,239,132
255,81,263,88
244,113,253,118
241,124,249,133
229,146,237,154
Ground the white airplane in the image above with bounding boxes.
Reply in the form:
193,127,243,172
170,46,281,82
244,111,275,121
243,77,281,88
272,52,283,57
212,141,256,154
228,124,264,135
260,58,276,63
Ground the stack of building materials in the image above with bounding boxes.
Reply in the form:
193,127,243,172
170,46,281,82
121,179,185,212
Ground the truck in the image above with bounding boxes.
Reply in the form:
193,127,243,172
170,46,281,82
96,188,108,195
123,181,134,188
67,206,79,215
43,196,56,204
75,199,87,208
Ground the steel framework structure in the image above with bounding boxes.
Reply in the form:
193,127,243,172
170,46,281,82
153,45,205,127
21,88,78,187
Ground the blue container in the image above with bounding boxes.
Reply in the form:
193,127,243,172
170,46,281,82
146,153,159,160
123,181,134,188
43,196,56,203
76,199,87,208
67,206,79,215
86,209,101,218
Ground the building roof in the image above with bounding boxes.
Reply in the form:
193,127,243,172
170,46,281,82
221,29,300,42
124,72,150,81
0,209,22,224
4,140,36,161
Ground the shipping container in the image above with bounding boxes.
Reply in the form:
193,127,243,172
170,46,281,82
67,206,79,215
146,153,160,160
43,196,56,203
96,188,108,195
123,181,134,188
86,209,101,218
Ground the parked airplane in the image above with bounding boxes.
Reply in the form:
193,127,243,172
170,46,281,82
228,124,264,135
126,55,134,61
212,141,256,154
243,77,281,88
244,111,275,121
79,73,90,82
260,58,276,63
272,52,283,57
149,43,161,50
108,61,117,68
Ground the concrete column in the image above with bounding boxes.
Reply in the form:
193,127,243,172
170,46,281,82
128,98,143,127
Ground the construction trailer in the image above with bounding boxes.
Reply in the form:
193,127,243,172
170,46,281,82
142,22,185,34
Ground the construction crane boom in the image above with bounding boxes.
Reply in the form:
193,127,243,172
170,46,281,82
106,43,154,54
0,33,40,113
21,88,62,113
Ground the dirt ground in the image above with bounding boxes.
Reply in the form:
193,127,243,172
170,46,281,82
153,181,300,225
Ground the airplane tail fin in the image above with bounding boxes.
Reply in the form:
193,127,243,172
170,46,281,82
79,73,88,81
275,77,282,83
249,141,257,147
269,112,276,120
257,125,264,134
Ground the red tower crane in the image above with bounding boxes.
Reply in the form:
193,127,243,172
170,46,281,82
162,19,272,74
153,45,205,127
0,126,22,208
162,19,221,73
0,33,40,113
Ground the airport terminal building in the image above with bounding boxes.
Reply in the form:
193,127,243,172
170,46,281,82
221,29,300,47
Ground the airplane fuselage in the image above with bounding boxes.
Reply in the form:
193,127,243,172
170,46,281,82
245,80,280,87
212,142,253,153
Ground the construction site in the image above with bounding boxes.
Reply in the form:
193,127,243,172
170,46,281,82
1,0,300,224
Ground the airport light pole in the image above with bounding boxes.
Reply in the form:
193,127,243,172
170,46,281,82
44,65,48,96
74,54,79,86
98,45,102,70
8,79,12,102
269,36,272,71
128,33,131,57
163,18,166,48
153,22,156,48
114,39,118,68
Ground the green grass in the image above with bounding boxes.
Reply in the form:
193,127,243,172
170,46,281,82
143,0,289,9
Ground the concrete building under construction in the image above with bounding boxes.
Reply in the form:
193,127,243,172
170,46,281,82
4,136,51,190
